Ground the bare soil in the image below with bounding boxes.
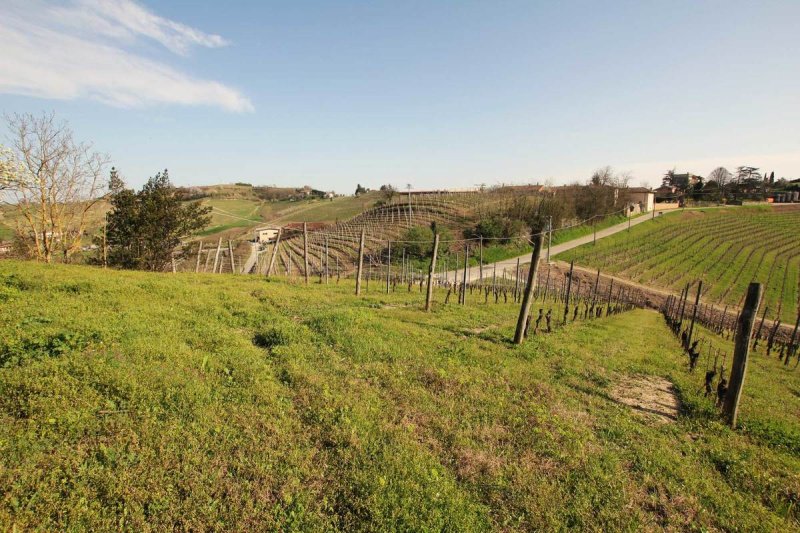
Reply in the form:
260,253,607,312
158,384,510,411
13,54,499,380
611,374,680,423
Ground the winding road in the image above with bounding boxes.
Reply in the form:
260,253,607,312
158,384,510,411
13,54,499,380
445,211,661,281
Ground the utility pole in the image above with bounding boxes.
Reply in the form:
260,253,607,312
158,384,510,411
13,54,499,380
546,216,552,263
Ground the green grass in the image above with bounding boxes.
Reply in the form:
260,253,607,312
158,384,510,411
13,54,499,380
1,261,798,531
0,223,13,241
557,206,800,323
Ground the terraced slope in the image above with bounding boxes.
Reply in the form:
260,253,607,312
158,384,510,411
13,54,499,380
256,190,533,276
557,205,800,323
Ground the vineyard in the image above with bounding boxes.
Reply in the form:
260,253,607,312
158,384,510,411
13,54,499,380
188,189,542,277
557,205,800,323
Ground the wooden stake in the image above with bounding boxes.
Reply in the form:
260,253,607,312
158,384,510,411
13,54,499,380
356,229,365,296
425,233,440,311
461,244,469,305
723,282,762,428
195,241,203,273
687,281,703,347
212,237,222,273
267,228,282,277
386,240,391,294
563,260,574,324
228,240,235,273
514,233,543,344
303,222,309,284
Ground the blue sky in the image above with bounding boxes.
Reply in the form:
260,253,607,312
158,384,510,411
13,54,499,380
1,0,798,192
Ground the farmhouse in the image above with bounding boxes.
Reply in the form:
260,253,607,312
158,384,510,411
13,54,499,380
626,187,654,214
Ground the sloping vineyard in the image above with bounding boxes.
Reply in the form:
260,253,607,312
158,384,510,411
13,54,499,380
557,205,800,323
257,190,532,278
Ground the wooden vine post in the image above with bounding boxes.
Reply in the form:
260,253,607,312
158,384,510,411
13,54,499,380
303,222,309,284
195,241,203,273
355,229,365,296
514,233,543,344
563,260,574,324
425,233,440,311
228,240,236,273
461,244,469,305
686,281,703,347
212,238,222,273
479,236,483,283
386,240,391,294
723,282,762,428
266,228,282,277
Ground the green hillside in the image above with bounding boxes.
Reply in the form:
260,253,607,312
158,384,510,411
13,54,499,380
557,205,800,323
1,261,798,530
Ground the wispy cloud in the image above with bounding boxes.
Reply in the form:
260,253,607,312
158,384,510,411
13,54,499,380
0,0,253,112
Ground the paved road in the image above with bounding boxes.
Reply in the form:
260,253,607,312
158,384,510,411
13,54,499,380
443,211,662,282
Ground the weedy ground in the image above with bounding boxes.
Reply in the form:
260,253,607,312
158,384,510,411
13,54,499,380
0,261,798,531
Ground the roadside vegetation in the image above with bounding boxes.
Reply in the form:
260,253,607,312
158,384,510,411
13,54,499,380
1,261,798,531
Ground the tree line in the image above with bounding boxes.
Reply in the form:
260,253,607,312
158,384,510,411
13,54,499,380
0,112,210,269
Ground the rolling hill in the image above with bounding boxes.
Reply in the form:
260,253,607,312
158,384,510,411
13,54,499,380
1,261,798,530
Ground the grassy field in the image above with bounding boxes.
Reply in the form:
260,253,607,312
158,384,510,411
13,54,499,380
557,206,800,323
1,261,798,530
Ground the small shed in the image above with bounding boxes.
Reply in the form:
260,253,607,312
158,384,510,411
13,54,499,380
254,227,280,244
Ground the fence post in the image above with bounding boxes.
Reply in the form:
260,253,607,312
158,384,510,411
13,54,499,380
563,260,574,324
723,282,762,428
425,233,440,311
267,228,282,277
355,229,365,295
213,237,222,273
678,283,690,329
514,257,521,301
461,244,469,305
303,222,309,284
386,240,391,294
514,233,544,344
687,281,703,348
228,240,236,273
479,236,483,283
195,241,203,273
325,236,330,285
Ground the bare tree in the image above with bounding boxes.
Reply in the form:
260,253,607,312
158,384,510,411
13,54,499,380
2,113,109,262
707,167,732,200
590,166,614,186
